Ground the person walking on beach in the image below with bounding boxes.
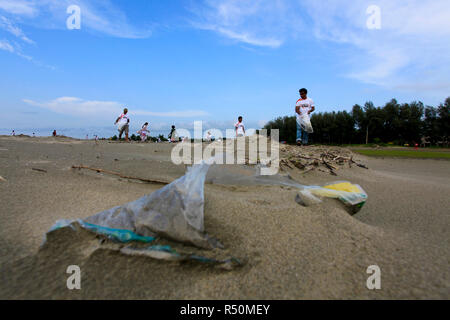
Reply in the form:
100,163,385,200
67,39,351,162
138,122,150,142
11,130,15,136
53,130,57,137
295,88,315,146
114,108,130,142
235,116,245,137
168,125,178,143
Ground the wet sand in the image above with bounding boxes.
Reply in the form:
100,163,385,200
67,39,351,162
0,135,448,299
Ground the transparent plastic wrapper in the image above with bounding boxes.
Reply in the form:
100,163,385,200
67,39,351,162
297,182,368,214
206,165,367,213
298,114,314,133
47,219,156,243
46,158,222,250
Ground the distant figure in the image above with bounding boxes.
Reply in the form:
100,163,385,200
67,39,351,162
137,122,150,142
235,116,245,137
168,125,178,143
85,134,89,140
32,132,35,137
206,131,212,142
11,130,15,136
114,107,130,142
295,88,315,146
53,130,57,137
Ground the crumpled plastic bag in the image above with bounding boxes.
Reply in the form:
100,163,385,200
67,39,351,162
297,114,314,133
48,159,222,250
296,181,368,214
206,165,367,213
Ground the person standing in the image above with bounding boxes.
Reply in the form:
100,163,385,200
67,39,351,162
168,125,178,143
114,108,130,142
295,88,315,146
11,130,15,136
235,116,245,137
138,122,150,142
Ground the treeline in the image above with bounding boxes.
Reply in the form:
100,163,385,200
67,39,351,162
264,97,450,146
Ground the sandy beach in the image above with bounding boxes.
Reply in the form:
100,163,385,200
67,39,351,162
0,135,448,299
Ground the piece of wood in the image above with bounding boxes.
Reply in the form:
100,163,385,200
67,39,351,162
32,168,47,173
72,165,170,185
0,175,6,182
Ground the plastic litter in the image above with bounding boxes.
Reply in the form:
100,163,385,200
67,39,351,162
48,219,156,243
46,157,222,250
120,246,242,270
298,114,314,133
206,165,367,213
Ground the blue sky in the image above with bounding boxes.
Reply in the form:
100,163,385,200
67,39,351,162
1,0,449,137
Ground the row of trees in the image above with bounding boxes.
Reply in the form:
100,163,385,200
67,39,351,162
264,98,449,146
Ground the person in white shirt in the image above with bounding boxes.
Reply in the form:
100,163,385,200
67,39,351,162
235,116,245,137
295,88,315,145
137,122,150,142
114,108,130,142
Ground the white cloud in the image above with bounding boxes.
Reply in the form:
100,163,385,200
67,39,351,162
23,97,209,119
0,0,151,39
302,0,450,91
0,15,34,43
23,97,122,116
0,0,37,16
189,0,304,48
135,110,209,118
191,0,450,93
0,38,13,52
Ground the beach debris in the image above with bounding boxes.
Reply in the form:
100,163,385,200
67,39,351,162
55,158,223,250
121,246,242,270
0,175,6,182
32,168,47,173
44,220,242,270
48,219,156,243
295,190,322,207
71,165,169,185
206,165,368,213
280,145,369,175
297,181,368,214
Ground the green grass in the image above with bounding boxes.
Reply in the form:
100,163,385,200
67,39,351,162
353,149,450,159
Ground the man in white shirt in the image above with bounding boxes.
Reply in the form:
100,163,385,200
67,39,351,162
295,88,315,145
235,116,245,137
114,107,130,142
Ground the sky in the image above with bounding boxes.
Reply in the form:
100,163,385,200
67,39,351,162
1,0,449,138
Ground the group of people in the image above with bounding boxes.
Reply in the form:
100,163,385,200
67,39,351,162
113,88,315,145
114,108,150,142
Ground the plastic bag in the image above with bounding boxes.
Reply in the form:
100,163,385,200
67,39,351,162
206,164,367,213
83,159,221,249
47,219,156,243
298,114,314,133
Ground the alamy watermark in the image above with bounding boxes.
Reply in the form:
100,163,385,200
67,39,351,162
366,265,381,290
366,5,381,30
66,5,81,30
170,121,280,176
66,265,81,290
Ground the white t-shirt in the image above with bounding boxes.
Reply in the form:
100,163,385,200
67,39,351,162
117,113,129,128
296,98,315,119
235,122,245,135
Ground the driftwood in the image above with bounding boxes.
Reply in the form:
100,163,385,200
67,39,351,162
280,145,369,176
32,168,47,173
72,165,170,185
